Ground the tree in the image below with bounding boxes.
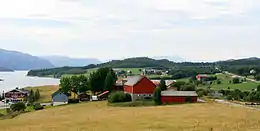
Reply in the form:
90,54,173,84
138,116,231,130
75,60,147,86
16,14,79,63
153,87,162,105
34,89,40,101
159,79,167,91
89,68,117,92
255,74,260,81
217,80,221,84
10,102,26,112
60,77,71,94
78,75,89,93
70,75,81,98
28,89,35,103
104,70,117,91
180,84,196,91
172,81,186,91
257,85,260,92
232,77,240,84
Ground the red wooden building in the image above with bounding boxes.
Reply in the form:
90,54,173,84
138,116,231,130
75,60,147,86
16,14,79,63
161,91,198,104
124,76,156,101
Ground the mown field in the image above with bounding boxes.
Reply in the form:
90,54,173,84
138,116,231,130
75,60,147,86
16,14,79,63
0,102,260,131
198,73,259,91
25,85,59,103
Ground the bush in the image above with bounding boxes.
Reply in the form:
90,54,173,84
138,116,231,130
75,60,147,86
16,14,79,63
108,91,132,103
217,80,221,84
153,87,162,105
10,102,26,112
233,77,240,84
185,96,193,102
68,99,79,104
33,103,44,110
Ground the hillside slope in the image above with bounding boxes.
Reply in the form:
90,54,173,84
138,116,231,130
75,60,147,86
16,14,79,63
0,48,54,70
99,57,176,68
41,55,101,67
0,102,259,131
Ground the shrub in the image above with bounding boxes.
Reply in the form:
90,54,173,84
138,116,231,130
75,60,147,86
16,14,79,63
108,91,132,103
232,77,240,84
153,87,162,105
185,96,193,102
10,102,26,112
68,99,79,104
33,103,44,110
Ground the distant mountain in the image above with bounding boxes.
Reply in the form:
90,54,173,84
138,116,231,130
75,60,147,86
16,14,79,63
0,67,13,72
152,56,185,62
41,55,101,67
0,48,54,70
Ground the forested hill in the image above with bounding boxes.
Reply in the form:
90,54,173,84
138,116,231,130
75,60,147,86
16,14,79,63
27,57,260,78
98,57,175,68
27,57,214,77
216,57,260,77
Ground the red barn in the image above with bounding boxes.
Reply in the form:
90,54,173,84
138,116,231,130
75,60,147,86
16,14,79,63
161,91,198,104
196,74,209,81
124,76,156,101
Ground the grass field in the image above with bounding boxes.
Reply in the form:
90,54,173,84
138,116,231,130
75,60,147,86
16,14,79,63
25,85,59,103
199,74,259,91
0,102,259,131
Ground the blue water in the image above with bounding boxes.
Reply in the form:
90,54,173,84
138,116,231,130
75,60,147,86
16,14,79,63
0,71,59,92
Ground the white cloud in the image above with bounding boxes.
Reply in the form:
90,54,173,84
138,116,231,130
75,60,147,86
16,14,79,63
0,0,260,60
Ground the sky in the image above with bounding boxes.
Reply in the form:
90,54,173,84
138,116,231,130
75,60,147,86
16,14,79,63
0,0,260,61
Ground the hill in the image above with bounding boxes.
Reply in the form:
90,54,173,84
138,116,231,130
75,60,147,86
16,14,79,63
99,57,176,68
27,57,260,78
0,102,259,130
41,55,101,67
217,57,260,76
0,67,13,72
0,48,54,70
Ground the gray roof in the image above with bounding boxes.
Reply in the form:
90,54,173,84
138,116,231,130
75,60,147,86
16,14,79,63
52,90,67,98
161,91,198,97
124,76,144,86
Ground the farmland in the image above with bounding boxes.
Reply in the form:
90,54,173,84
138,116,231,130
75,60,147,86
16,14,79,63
0,102,259,131
25,85,59,103
198,73,259,91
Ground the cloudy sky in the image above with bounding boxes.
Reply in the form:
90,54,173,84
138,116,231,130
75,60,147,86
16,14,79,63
0,0,260,61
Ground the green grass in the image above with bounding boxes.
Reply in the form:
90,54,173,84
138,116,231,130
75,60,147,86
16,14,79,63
176,77,190,82
199,74,259,91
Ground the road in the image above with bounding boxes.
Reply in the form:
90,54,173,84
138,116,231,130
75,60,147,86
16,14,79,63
223,71,260,83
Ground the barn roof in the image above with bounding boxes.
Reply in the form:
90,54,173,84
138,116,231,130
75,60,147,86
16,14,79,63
124,76,144,86
161,91,198,97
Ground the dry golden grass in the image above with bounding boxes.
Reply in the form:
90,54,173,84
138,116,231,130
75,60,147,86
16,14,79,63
0,102,260,131
25,85,59,103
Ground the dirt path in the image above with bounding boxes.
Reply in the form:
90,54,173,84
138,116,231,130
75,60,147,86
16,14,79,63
215,99,260,111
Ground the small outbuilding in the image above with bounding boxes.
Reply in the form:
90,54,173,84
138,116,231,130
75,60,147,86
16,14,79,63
161,91,198,104
52,90,69,106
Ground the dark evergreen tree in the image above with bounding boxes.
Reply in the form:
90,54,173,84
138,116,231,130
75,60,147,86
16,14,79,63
159,79,167,91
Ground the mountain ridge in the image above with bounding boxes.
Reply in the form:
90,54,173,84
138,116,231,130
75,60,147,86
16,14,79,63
40,55,101,67
0,48,54,70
